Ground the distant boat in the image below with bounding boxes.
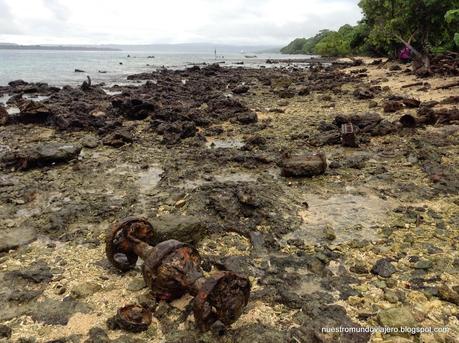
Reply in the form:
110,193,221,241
245,55,257,58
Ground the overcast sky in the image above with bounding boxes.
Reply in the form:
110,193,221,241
0,0,362,46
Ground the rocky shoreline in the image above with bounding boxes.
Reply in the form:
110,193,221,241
0,59,458,342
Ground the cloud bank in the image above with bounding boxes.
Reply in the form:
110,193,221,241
0,0,362,45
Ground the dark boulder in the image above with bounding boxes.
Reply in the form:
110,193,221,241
371,259,396,278
14,101,53,124
236,112,258,124
1,143,82,171
383,100,404,113
232,85,250,95
111,99,158,120
102,129,134,147
0,105,8,125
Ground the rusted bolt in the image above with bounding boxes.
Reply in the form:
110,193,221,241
106,217,251,332
341,123,358,147
105,217,155,272
113,304,152,333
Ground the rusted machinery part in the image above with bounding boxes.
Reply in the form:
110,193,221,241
115,304,152,333
105,217,155,272
193,272,251,332
142,240,203,301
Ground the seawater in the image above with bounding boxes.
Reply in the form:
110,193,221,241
0,50,311,87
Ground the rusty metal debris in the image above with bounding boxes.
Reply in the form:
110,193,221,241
112,304,153,333
106,217,251,332
341,123,358,147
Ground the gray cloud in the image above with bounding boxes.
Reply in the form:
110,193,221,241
42,0,70,21
0,0,20,35
0,0,363,45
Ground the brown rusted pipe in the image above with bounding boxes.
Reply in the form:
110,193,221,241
106,217,251,332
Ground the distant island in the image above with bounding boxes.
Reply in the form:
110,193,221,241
0,43,121,51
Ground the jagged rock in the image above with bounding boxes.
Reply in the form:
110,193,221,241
7,262,53,283
0,106,8,125
371,259,396,278
84,327,110,343
438,285,459,305
383,100,404,113
402,98,421,108
236,112,258,124
102,129,133,147
353,88,374,99
71,282,102,298
156,121,197,144
15,101,53,123
29,298,91,325
277,89,295,99
111,99,157,120
8,80,28,88
0,324,12,339
0,227,37,253
232,85,250,94
150,215,208,245
1,143,82,170
377,307,416,328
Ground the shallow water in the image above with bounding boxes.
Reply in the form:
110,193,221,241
284,191,397,245
206,139,245,149
0,50,313,86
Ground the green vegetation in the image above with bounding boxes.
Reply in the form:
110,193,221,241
281,0,459,57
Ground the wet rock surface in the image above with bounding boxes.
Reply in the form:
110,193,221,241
0,61,458,342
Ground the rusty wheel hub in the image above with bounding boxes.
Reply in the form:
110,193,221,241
105,217,251,332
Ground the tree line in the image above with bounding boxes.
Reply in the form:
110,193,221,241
281,0,459,57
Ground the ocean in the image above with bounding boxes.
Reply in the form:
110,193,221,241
0,50,309,87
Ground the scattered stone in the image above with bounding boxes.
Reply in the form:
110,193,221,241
438,285,459,305
298,87,310,96
1,143,82,171
402,98,421,108
353,88,374,99
383,100,403,113
81,135,99,149
277,89,295,99
111,99,157,120
102,129,133,147
150,215,208,245
15,101,53,124
127,278,147,292
0,106,8,125
371,259,396,278
368,100,378,108
413,259,433,270
0,227,36,253
71,282,102,298
232,85,250,94
350,263,369,275
7,262,53,283
29,298,91,325
84,327,110,343
236,112,258,124
0,324,12,339
377,307,416,328
384,290,399,304
324,226,336,241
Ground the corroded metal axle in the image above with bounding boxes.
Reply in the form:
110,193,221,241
105,217,251,332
